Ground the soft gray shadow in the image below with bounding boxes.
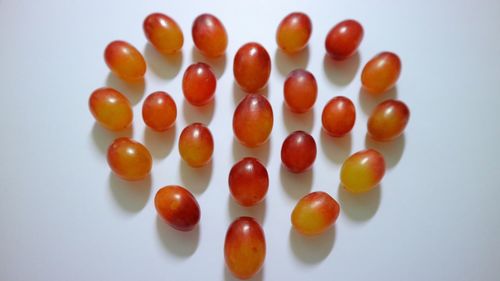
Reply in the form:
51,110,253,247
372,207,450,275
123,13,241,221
338,183,381,221
282,103,314,133
323,52,360,86
364,134,406,169
143,126,176,159
279,166,313,199
182,99,215,125
179,160,213,194
274,46,310,76
232,82,269,105
227,196,267,224
191,47,227,78
156,216,200,257
109,173,152,213
105,73,146,105
91,123,133,154
319,130,352,164
289,226,335,264
232,137,271,165
358,86,398,115
224,266,263,281
144,43,183,80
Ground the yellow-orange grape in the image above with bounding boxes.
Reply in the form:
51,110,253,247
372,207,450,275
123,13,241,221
276,12,312,53
192,14,228,57
321,96,356,137
104,40,146,81
143,13,183,54
142,91,177,132
340,149,385,193
291,191,340,236
233,94,273,147
284,69,317,113
182,63,216,106
178,123,214,167
361,52,401,94
225,217,266,280
107,138,152,181
89,87,132,131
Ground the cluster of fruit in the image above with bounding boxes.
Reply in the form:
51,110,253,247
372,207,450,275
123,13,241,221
89,12,409,280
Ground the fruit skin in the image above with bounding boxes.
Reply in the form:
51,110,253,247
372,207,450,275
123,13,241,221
192,13,228,57
178,123,214,167
321,96,356,137
89,87,133,131
233,42,271,92
229,157,269,207
291,191,340,236
224,217,266,280
104,40,146,81
361,52,402,94
143,13,183,54
284,69,317,113
368,99,410,141
281,131,317,173
182,62,217,106
155,185,200,231
142,91,177,132
276,12,312,53
233,94,273,147
340,149,386,193
107,138,152,181
325,19,364,60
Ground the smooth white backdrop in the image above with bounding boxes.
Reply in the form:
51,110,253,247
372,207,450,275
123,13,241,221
1,0,500,280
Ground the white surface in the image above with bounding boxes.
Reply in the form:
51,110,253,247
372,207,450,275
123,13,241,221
1,0,500,280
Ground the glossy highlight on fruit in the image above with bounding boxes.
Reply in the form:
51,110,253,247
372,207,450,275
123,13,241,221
224,217,266,280
89,87,132,131
233,43,271,92
104,40,146,80
276,12,312,53
182,62,216,106
361,52,401,94
179,123,214,167
325,19,364,60
143,13,183,54
107,138,152,181
340,149,385,193
142,91,177,132
281,131,317,173
321,96,356,137
155,185,200,231
284,69,317,113
291,191,340,236
368,99,410,141
192,13,228,57
233,94,273,147
229,158,269,206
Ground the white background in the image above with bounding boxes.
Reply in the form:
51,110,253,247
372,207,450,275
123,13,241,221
1,0,500,280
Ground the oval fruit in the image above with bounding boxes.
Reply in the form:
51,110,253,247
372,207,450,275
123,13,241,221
340,149,385,193
276,12,312,53
325,19,364,60
284,69,317,113
233,94,273,147
178,123,214,167
233,42,271,92
281,131,317,173
143,13,183,54
368,99,410,141
104,40,146,80
155,185,200,231
107,138,152,181
291,191,340,236
192,13,228,57
142,91,177,132
224,217,266,280
361,52,401,94
182,62,216,106
229,157,269,206
321,96,356,137
89,87,132,131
